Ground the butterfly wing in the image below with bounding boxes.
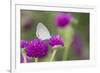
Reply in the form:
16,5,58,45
36,23,51,40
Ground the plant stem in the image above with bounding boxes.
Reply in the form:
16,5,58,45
35,58,38,62
22,48,27,63
62,47,69,60
58,25,74,60
23,56,27,63
50,49,57,61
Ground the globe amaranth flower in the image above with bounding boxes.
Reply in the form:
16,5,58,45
20,40,28,48
49,35,64,48
55,13,72,28
72,33,83,56
26,39,48,58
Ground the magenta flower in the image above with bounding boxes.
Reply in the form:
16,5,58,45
49,35,64,47
26,39,48,58
21,55,24,63
20,40,28,48
55,13,72,28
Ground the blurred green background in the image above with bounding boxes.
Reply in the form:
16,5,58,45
21,10,89,62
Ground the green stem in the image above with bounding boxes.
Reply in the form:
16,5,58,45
62,47,69,60
23,56,27,63
21,48,27,63
35,58,38,62
50,49,57,61
58,25,74,60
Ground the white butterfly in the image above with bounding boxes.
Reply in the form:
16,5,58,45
36,23,51,40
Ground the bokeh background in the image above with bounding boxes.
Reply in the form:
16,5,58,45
20,10,89,62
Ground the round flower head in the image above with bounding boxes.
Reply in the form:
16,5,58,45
20,40,28,48
49,35,64,48
55,13,72,28
26,39,48,58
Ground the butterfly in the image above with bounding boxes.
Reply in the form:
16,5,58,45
36,23,51,40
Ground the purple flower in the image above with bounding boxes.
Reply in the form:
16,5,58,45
26,39,48,58
55,13,72,28
20,40,28,48
49,35,64,47
21,55,24,63
72,33,83,56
